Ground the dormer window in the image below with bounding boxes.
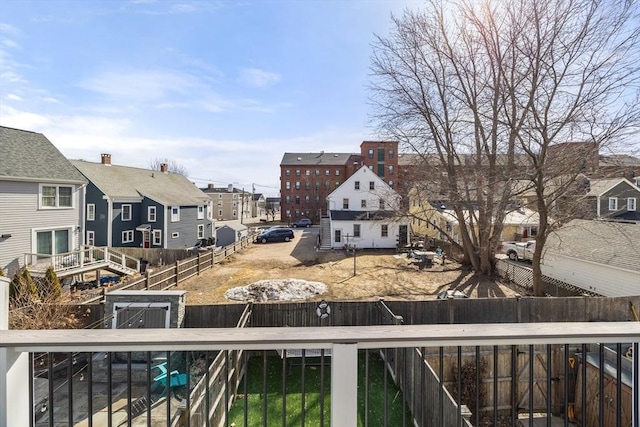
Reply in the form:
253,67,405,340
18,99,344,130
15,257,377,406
628,198,637,211
608,197,618,211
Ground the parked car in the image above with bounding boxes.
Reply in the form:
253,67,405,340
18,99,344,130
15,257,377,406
256,228,295,243
291,218,312,228
501,240,535,261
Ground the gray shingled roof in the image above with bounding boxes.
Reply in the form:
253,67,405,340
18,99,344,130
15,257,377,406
280,152,354,166
71,160,209,206
544,219,640,272
0,126,87,183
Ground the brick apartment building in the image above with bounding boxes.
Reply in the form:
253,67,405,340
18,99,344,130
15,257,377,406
279,141,400,223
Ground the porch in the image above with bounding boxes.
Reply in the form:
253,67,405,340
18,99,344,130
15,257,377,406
24,246,140,278
1,322,637,427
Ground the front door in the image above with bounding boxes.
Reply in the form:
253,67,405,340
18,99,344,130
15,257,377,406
399,225,408,247
334,229,341,245
143,230,150,248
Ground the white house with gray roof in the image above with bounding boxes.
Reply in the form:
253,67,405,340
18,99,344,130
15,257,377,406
325,166,409,249
72,155,213,250
0,126,87,275
541,219,640,297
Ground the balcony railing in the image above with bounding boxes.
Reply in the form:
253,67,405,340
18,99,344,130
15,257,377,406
1,322,637,427
24,246,140,277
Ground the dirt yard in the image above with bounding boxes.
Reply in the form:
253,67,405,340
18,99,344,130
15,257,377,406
178,228,519,305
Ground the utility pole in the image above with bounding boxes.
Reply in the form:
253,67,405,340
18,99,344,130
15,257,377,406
240,187,244,224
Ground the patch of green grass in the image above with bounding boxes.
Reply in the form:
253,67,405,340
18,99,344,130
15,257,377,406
228,351,412,426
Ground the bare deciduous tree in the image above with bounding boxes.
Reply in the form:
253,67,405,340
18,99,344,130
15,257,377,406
370,0,640,295
149,157,189,176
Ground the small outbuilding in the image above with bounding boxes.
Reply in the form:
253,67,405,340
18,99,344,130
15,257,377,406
215,220,249,247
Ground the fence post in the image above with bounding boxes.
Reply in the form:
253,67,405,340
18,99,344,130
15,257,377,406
331,343,358,427
197,253,201,276
175,260,180,288
145,270,151,290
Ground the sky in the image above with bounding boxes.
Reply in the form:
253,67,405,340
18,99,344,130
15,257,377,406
0,0,421,196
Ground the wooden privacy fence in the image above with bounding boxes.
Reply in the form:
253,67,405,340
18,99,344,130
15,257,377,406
82,236,255,304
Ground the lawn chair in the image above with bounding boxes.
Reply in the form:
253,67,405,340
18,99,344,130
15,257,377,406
151,362,187,396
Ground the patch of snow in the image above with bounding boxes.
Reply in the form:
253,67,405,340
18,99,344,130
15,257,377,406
225,278,327,302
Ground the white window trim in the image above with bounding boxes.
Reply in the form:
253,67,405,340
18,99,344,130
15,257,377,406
87,204,95,221
86,230,95,246
628,197,637,211
153,230,162,245
148,206,156,222
197,205,205,219
122,230,134,243
608,197,618,211
171,206,180,222
39,184,74,209
171,232,179,238
353,224,361,237
121,204,132,221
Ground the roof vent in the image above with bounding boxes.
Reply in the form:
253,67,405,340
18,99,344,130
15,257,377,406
333,154,338,157
297,157,302,161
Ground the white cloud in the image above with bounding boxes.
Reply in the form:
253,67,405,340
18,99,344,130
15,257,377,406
2,38,20,49
6,93,22,101
239,68,281,88
79,69,201,102
0,23,20,36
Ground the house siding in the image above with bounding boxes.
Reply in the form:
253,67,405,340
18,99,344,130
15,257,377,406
84,182,109,246
0,180,83,275
541,253,639,297
140,199,165,247
166,205,213,249
112,201,143,247
330,220,402,249
599,181,640,217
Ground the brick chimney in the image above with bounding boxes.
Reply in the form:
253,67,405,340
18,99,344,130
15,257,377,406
160,163,169,173
101,153,111,165
208,183,215,189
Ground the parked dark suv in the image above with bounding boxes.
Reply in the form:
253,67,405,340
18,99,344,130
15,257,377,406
256,228,294,243
291,218,312,228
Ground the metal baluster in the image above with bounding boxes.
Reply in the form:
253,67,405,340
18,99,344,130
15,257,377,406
145,352,151,427
457,346,462,427
301,349,306,427
87,352,93,427
243,351,248,427
599,344,604,427
48,353,54,427
262,351,267,427
616,343,622,427
282,349,287,427
581,344,587,425
383,348,388,427
186,351,191,427
546,345,551,427
563,345,569,427
127,352,132,427
320,349,325,427
493,346,498,427
529,345,534,425
475,346,480,427
205,351,211,427
68,352,73,426
107,352,112,427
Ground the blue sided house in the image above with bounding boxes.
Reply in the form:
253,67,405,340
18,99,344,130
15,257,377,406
72,155,213,249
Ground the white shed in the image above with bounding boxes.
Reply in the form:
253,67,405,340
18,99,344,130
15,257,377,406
541,219,640,297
